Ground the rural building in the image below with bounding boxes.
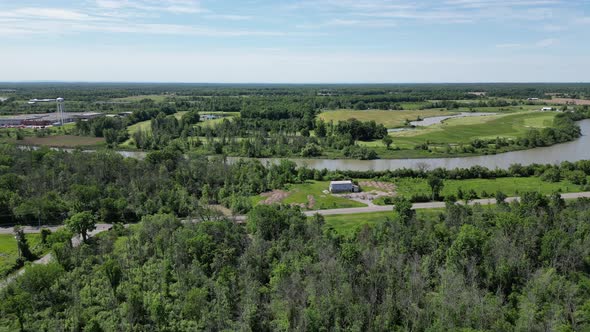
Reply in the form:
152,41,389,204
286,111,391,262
541,107,553,111
201,114,220,120
0,112,105,127
329,180,359,193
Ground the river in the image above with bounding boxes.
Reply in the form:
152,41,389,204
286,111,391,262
21,119,590,172
227,119,590,171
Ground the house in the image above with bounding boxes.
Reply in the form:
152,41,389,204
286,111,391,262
329,180,358,193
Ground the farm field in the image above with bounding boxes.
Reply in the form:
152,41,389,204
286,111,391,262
253,181,367,210
540,98,590,106
322,209,443,235
385,176,588,201
390,111,556,147
0,233,44,277
318,109,455,128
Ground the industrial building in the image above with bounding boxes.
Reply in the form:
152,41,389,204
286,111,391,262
329,180,359,193
0,112,104,127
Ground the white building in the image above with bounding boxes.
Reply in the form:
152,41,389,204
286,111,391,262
329,180,358,193
541,107,553,111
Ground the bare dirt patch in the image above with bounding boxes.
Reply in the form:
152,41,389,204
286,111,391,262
307,195,316,209
540,98,590,106
360,181,397,192
259,190,290,205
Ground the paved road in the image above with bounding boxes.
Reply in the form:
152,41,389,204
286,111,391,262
304,191,590,217
0,223,113,235
0,224,113,289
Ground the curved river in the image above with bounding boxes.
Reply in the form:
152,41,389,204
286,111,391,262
27,119,590,171
227,119,590,171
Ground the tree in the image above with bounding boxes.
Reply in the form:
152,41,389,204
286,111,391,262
427,175,444,201
14,226,35,262
495,191,507,204
382,135,393,149
393,196,415,223
65,211,96,242
315,120,327,138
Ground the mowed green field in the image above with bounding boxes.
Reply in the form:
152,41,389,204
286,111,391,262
121,111,189,148
322,209,443,235
391,111,556,147
0,233,43,277
390,176,588,200
253,181,367,210
319,109,455,128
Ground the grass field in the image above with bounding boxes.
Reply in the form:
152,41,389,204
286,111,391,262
254,181,367,210
322,209,443,235
318,109,455,128
385,176,588,201
390,111,556,148
19,135,105,147
0,233,44,277
121,111,189,148
197,113,238,128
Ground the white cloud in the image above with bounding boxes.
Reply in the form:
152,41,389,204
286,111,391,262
535,38,558,47
0,7,98,21
94,0,205,14
297,18,397,29
496,38,559,49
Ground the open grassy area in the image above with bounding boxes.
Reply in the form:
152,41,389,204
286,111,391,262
121,111,189,148
0,233,44,277
322,209,443,235
254,181,367,210
386,176,588,201
391,111,556,148
197,113,238,128
318,109,455,128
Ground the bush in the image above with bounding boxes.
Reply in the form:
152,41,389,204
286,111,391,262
410,194,431,203
540,168,561,183
564,170,587,185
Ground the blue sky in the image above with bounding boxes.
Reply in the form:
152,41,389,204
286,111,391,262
0,0,589,82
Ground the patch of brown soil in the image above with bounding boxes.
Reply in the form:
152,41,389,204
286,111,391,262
360,181,396,192
259,190,290,205
539,98,590,105
307,195,316,209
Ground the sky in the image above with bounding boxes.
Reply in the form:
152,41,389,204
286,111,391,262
0,0,589,83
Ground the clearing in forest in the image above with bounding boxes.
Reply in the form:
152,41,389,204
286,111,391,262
318,109,454,128
391,111,556,147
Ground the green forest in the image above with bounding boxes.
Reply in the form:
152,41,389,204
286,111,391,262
1,143,590,330
2,192,590,331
